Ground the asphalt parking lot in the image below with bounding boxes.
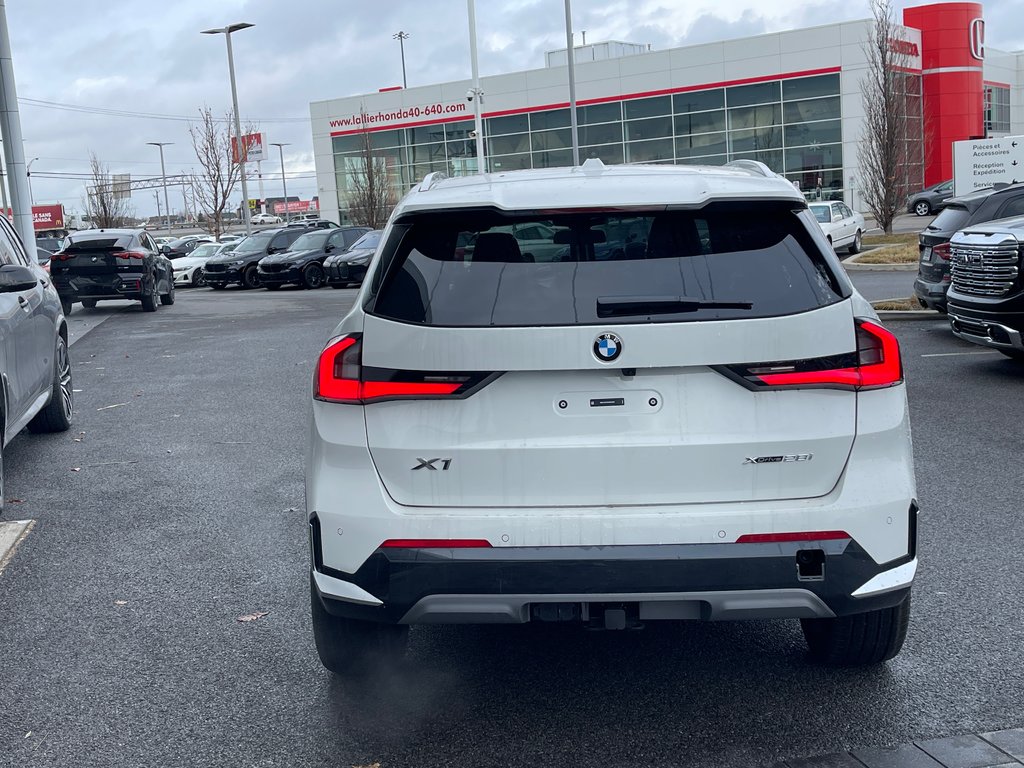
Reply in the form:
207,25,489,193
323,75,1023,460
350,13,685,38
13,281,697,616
1,288,1023,768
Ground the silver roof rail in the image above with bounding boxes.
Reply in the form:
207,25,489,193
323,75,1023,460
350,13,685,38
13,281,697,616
724,159,774,178
418,171,448,191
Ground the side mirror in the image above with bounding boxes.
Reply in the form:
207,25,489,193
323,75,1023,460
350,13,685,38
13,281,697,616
0,263,40,292
324,243,335,252
160,245,170,254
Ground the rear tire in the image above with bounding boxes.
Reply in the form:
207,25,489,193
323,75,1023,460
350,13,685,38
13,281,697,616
160,280,175,305
310,573,408,676
848,230,862,255
141,290,158,312
81,299,97,309
801,594,911,666
27,335,73,433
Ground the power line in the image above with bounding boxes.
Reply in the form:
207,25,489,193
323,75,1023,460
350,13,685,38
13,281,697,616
17,97,311,124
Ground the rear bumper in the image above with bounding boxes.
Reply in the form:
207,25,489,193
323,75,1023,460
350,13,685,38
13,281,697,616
310,531,917,625
913,276,948,311
53,272,148,300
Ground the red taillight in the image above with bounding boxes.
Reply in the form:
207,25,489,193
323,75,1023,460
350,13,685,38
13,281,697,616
741,319,902,391
379,538,492,549
932,242,951,261
52,251,73,261
736,531,850,544
315,335,466,404
117,250,146,260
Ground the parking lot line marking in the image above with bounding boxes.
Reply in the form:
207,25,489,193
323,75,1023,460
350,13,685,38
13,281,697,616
921,351,1000,358
0,519,36,575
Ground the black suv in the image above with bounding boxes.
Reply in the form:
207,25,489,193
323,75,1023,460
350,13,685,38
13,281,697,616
915,183,1024,312
203,227,309,289
257,226,369,290
51,229,174,315
947,216,1024,361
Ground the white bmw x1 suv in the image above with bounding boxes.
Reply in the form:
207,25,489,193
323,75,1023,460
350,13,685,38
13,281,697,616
306,159,917,673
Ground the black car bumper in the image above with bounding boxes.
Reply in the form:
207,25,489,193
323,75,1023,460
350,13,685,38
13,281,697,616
257,266,302,285
202,268,242,286
53,272,148,300
325,262,366,285
311,512,917,626
913,276,949,311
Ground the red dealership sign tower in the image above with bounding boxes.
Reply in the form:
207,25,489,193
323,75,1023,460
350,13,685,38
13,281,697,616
903,2,986,186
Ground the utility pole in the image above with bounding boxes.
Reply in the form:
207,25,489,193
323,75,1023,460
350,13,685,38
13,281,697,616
564,0,580,166
0,1,35,250
154,189,161,226
393,31,410,88
467,0,485,174
201,23,255,235
270,142,290,223
146,142,173,236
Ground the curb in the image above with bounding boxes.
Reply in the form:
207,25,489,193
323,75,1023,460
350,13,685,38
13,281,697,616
843,261,917,271
875,310,943,321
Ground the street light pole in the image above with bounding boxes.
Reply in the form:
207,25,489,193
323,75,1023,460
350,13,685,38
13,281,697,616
146,142,173,237
467,0,485,175
26,155,37,206
393,31,410,88
270,142,290,223
201,22,254,235
563,0,580,166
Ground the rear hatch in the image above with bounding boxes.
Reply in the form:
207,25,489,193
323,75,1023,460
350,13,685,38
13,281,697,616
357,203,861,509
918,204,972,281
56,234,144,274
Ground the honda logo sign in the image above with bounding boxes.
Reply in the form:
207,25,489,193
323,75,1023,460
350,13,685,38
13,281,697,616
970,18,985,61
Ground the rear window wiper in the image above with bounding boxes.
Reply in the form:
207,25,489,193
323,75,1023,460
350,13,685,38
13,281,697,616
597,295,754,317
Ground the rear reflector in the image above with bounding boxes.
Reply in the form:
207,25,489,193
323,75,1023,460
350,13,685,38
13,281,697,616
379,539,492,548
723,319,902,391
315,334,494,404
736,531,850,543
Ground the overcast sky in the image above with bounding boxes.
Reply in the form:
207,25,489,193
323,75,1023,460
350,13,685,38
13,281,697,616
8,0,1022,218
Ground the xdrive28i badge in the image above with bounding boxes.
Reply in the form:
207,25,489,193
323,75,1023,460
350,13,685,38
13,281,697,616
594,332,622,362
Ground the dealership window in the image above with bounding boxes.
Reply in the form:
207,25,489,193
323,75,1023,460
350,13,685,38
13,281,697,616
531,128,572,152
675,132,727,158
534,148,574,168
782,74,841,101
624,95,672,120
578,122,623,146
488,133,531,156
488,153,532,171
530,109,570,131
487,114,529,136
727,80,781,107
579,102,622,125
625,138,674,163
625,116,673,141
674,110,726,135
784,120,842,147
673,89,724,114
985,86,1011,135
582,143,624,164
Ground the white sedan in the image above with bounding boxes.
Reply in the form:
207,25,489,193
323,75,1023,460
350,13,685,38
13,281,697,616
251,213,282,225
809,201,865,255
172,242,233,287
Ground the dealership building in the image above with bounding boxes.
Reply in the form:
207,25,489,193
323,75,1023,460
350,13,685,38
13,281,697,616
310,1,1021,223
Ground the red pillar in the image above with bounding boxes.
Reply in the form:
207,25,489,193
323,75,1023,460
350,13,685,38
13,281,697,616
903,2,986,187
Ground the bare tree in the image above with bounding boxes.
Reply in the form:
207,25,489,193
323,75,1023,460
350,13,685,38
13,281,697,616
189,107,254,239
84,152,134,228
347,124,395,228
858,0,920,234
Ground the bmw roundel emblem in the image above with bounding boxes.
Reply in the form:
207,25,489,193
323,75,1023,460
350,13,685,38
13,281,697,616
594,332,622,362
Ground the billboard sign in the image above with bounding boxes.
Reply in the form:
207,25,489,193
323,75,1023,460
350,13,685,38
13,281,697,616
953,135,1024,195
273,200,312,214
232,132,267,164
112,174,131,200
6,204,66,231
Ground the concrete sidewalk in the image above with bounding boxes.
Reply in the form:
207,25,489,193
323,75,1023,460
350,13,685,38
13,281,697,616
770,729,1024,767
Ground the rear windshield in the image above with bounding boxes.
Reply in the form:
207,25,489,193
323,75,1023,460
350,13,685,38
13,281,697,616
927,205,970,234
809,205,831,223
369,204,844,327
67,235,132,251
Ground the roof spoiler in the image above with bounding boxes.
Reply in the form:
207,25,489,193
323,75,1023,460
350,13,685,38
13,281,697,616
724,159,775,178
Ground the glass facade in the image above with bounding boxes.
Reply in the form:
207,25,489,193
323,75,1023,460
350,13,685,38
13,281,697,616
331,72,918,218
985,85,1011,135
